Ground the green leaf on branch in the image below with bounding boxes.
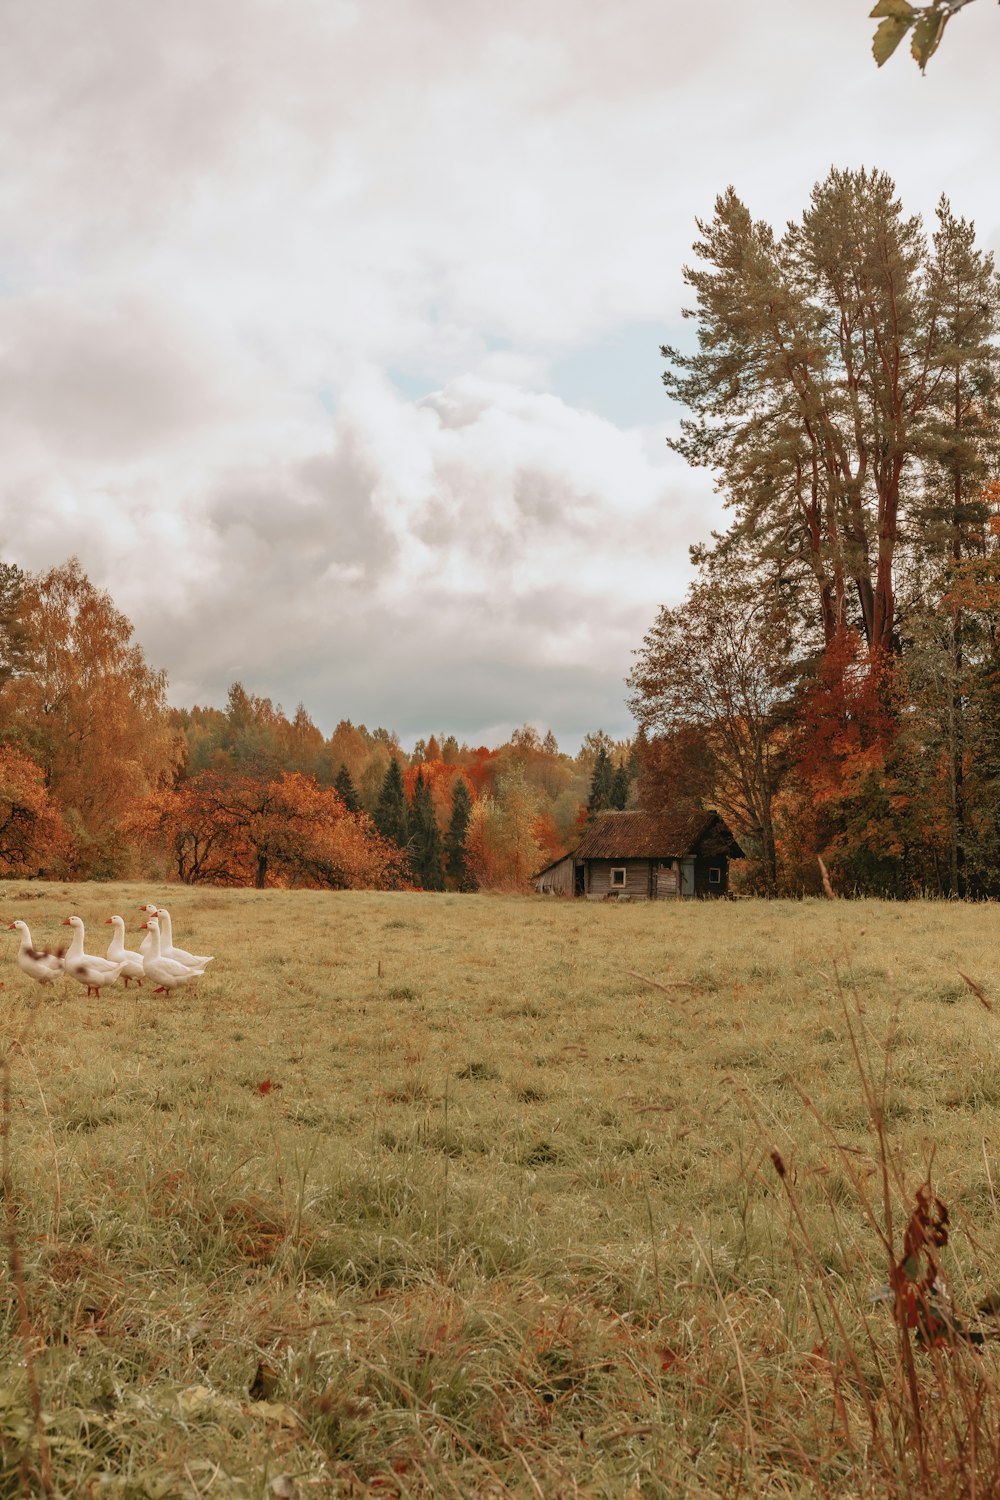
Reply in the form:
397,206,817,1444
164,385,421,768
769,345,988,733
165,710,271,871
869,0,914,18
872,15,913,64
911,10,948,69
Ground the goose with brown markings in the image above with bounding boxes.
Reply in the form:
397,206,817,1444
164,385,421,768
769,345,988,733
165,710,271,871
62,916,125,998
8,920,64,987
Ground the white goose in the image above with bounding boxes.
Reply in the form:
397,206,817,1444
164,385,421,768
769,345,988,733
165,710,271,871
7,921,64,987
140,916,206,993
137,904,159,963
105,916,144,988
139,905,214,968
62,916,125,998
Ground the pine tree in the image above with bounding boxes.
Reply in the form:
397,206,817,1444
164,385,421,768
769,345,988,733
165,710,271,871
0,561,29,695
410,769,445,890
610,762,631,810
445,776,475,890
373,758,409,849
587,745,615,819
334,764,361,813
914,200,1000,897
664,168,945,657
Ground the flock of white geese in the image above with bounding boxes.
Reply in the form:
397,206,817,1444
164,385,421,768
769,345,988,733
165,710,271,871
7,906,215,996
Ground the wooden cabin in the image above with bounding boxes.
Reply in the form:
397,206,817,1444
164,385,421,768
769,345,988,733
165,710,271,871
534,809,744,900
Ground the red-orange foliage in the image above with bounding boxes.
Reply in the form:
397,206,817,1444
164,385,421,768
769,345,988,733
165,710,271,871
794,633,896,801
130,770,406,889
531,811,565,867
404,760,474,831
635,726,717,818
8,560,180,840
0,745,69,875
465,768,543,892
784,633,945,894
461,747,498,796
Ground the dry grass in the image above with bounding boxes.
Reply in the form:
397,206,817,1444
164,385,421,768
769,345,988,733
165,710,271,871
1,885,1000,1495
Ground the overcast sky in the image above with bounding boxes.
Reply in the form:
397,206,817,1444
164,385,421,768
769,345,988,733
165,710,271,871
2,1,997,750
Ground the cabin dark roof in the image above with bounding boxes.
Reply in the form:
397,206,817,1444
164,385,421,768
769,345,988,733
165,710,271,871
572,809,744,861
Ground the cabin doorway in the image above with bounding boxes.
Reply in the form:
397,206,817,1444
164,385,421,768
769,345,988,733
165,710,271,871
680,857,696,897
574,864,586,897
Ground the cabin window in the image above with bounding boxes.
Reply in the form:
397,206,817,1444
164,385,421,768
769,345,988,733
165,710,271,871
610,867,627,888
708,866,722,885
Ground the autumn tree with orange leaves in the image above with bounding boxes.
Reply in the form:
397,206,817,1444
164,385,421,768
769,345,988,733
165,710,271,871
130,771,405,890
1,559,180,873
0,744,69,876
466,765,544,893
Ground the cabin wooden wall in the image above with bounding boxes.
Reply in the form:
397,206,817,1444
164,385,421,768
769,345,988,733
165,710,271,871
538,853,731,899
534,855,575,896
583,859,652,900
693,855,729,896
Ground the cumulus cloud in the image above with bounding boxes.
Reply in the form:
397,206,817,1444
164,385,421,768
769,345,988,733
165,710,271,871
123,372,718,738
0,0,995,745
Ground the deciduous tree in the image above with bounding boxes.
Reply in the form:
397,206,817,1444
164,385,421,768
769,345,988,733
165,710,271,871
629,573,796,892
0,744,68,875
466,766,543,892
4,559,180,863
131,770,404,889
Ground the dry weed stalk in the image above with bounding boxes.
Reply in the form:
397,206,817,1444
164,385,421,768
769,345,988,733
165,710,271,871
753,964,1000,1496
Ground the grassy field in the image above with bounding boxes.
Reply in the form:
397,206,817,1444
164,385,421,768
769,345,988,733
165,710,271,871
2,886,1000,1497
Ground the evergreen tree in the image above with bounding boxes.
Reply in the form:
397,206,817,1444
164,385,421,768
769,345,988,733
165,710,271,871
410,769,445,890
373,758,409,849
610,761,631,810
664,168,954,658
0,561,29,696
334,764,361,813
445,776,475,890
587,745,615,819
913,200,1000,897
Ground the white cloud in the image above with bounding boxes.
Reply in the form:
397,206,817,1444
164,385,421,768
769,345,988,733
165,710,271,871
0,0,995,746
112,372,719,735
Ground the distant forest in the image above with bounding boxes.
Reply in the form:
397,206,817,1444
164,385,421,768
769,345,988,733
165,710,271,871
0,557,635,893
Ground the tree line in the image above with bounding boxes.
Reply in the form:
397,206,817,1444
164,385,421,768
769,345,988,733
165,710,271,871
0,558,634,891
629,168,1000,898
